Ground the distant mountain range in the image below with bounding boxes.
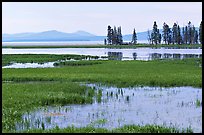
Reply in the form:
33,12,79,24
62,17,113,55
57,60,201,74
2,27,198,42
2,30,149,42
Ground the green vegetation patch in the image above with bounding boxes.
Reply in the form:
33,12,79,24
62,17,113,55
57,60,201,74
3,58,202,87
54,60,103,66
20,124,192,133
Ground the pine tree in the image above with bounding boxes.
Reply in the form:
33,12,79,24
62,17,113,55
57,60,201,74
162,22,168,44
117,26,123,45
182,26,185,44
194,30,198,44
184,26,188,44
104,38,107,45
107,25,112,45
151,21,159,45
187,21,192,44
112,26,118,45
177,25,182,44
199,21,202,44
172,23,178,44
162,22,171,45
191,26,196,44
132,28,137,44
158,29,161,44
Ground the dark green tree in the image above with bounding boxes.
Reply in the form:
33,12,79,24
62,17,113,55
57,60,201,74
158,29,161,44
104,38,107,45
107,25,113,45
162,22,168,44
191,26,196,44
131,28,137,44
162,22,171,45
199,21,202,44
177,25,182,44
117,26,123,45
112,26,118,45
194,30,198,44
151,21,160,45
184,26,188,44
172,23,178,44
187,21,192,44
181,26,185,44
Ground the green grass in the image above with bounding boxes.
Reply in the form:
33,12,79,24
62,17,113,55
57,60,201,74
19,124,192,133
2,54,99,66
2,81,96,132
54,60,102,66
3,58,202,88
2,44,202,49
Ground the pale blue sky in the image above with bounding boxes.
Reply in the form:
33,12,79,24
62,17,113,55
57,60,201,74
2,2,202,35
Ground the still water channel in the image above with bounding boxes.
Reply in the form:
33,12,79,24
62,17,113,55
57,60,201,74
2,48,202,68
15,83,202,133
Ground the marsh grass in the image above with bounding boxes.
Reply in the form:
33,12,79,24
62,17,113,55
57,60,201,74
19,124,193,133
2,82,96,132
54,60,102,66
3,58,202,87
2,54,99,66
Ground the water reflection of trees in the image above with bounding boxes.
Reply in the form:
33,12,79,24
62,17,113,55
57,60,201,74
133,52,137,60
108,52,123,60
149,53,202,60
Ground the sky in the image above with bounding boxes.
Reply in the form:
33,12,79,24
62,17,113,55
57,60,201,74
2,2,202,36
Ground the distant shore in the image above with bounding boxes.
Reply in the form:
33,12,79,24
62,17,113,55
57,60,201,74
2,44,202,49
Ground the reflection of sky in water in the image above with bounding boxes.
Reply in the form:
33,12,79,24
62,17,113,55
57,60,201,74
2,62,55,68
16,84,202,133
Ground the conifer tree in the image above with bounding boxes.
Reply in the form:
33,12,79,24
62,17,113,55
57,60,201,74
172,23,178,44
132,28,137,44
199,21,202,44
177,25,182,44
107,25,112,45
151,21,160,45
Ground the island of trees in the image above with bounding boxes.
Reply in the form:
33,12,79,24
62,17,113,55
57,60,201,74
105,21,202,45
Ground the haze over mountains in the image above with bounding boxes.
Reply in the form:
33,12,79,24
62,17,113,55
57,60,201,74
2,28,199,42
2,30,149,42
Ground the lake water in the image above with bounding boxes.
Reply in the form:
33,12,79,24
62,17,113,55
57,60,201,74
2,48,202,61
15,83,202,133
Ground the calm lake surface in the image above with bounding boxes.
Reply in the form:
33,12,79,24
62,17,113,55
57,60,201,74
2,48,202,61
15,83,202,133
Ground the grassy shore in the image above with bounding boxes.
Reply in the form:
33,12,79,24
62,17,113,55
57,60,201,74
2,44,202,49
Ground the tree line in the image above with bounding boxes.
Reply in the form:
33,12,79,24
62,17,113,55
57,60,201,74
106,21,202,45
